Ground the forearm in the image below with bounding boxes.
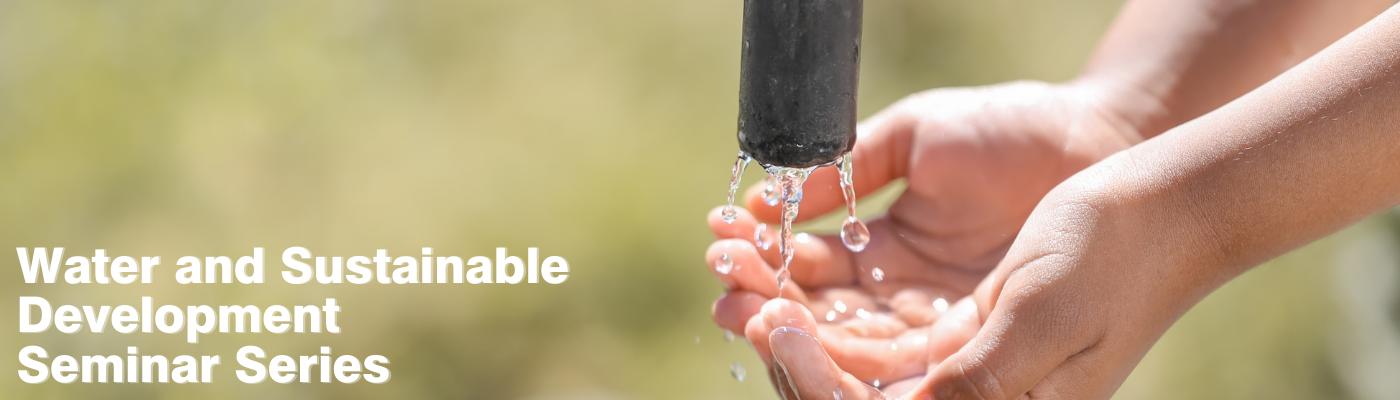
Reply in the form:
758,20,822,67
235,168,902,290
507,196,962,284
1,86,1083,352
1120,4,1400,292
1078,0,1392,140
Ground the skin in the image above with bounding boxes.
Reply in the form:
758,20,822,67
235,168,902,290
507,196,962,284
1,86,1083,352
705,0,1396,398
924,6,1400,399
707,79,1139,394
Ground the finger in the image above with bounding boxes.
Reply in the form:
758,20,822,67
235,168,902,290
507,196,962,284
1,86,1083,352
761,298,822,340
770,326,888,400
746,297,817,371
704,239,767,291
709,205,762,240
745,109,916,224
809,288,879,323
711,206,830,284
704,239,809,303
757,230,853,289
881,376,926,399
712,291,767,333
889,288,953,327
786,233,852,288
926,297,979,365
745,312,774,369
717,204,984,293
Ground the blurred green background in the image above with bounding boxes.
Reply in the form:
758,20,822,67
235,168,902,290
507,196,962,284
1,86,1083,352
3,1,1397,399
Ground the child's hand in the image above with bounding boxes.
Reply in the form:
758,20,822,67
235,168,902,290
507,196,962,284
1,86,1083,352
911,162,1200,399
711,1,1399,398
706,79,1141,394
707,207,978,387
737,79,1140,303
750,297,982,400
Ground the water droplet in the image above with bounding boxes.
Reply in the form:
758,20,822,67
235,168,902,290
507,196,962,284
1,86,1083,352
833,388,843,400
841,217,870,252
872,379,881,388
715,254,734,274
763,175,780,206
833,300,847,313
890,343,898,351
754,223,773,251
856,308,872,320
871,267,884,282
933,298,949,313
837,153,870,252
723,152,751,224
825,310,836,322
723,330,735,343
730,362,746,382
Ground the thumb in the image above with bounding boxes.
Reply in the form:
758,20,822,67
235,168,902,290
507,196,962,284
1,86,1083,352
918,267,1108,400
770,326,888,400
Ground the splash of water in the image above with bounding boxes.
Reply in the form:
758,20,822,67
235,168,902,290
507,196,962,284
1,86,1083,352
721,151,872,298
723,152,752,224
754,223,773,251
768,166,813,293
763,175,780,206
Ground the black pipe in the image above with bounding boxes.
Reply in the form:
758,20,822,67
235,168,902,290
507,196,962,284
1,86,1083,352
737,0,863,168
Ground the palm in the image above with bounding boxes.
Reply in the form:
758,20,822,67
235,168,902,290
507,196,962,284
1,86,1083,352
710,206,982,391
706,81,1136,398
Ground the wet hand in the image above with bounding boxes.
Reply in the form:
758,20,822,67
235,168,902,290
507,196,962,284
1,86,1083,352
753,297,984,400
740,80,1141,298
911,157,1226,399
707,79,1141,395
707,207,977,388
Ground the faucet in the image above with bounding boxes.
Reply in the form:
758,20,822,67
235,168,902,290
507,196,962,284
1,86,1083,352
737,0,863,169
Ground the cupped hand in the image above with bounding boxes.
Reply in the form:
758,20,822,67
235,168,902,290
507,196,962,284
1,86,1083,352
705,80,1142,396
740,80,1141,298
752,297,984,400
912,153,1226,399
707,207,978,390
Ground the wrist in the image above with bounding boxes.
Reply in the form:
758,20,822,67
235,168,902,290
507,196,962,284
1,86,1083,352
1066,73,1173,143
1051,150,1243,299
